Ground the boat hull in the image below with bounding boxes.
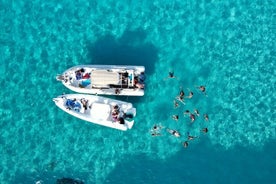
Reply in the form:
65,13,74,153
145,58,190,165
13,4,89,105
57,65,145,96
53,94,136,131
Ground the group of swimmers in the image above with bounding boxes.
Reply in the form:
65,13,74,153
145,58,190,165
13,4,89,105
150,71,210,148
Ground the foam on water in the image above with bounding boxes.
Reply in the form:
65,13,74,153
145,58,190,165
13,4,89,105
0,0,275,183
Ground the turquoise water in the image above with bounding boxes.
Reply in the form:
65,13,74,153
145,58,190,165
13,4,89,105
0,0,275,183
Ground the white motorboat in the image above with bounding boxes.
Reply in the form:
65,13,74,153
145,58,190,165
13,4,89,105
53,94,136,131
56,65,145,96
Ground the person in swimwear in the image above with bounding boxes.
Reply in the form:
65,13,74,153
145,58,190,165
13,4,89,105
172,115,179,121
186,88,194,99
204,114,209,121
164,71,177,80
190,114,196,123
183,141,189,148
167,128,181,137
194,109,200,116
187,132,198,140
174,100,179,108
201,128,208,133
196,85,207,96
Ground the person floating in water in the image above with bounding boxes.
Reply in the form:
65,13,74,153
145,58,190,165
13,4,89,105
176,87,185,104
201,128,208,133
151,132,161,137
164,71,177,80
183,141,189,148
167,128,181,137
151,124,163,132
183,110,190,115
204,114,209,121
150,124,163,137
190,113,196,123
194,109,200,116
172,115,179,121
174,100,179,108
186,88,194,99
187,132,198,140
196,85,207,96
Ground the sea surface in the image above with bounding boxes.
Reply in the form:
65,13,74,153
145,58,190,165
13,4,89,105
0,0,275,183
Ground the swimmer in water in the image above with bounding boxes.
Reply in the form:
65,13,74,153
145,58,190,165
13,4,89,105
186,88,194,99
151,124,163,131
190,113,196,123
151,132,161,137
167,128,181,137
174,100,179,108
204,114,209,121
183,110,190,116
183,141,189,148
194,109,200,116
196,85,207,96
172,115,179,121
201,128,208,133
164,71,177,80
187,132,198,140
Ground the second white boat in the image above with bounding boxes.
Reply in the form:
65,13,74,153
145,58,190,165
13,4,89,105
53,94,136,131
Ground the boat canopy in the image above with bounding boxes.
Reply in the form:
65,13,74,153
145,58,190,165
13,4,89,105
91,70,119,87
90,103,111,120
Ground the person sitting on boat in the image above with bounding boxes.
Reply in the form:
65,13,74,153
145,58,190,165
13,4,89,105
167,128,181,137
112,111,119,122
112,105,120,113
134,77,144,89
117,117,125,124
82,72,90,79
80,98,88,110
123,112,134,119
138,72,146,83
75,68,85,80
115,89,121,95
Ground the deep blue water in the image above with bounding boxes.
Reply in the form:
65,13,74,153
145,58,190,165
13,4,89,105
0,0,275,183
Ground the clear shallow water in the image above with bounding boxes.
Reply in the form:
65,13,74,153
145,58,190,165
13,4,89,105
0,0,275,183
